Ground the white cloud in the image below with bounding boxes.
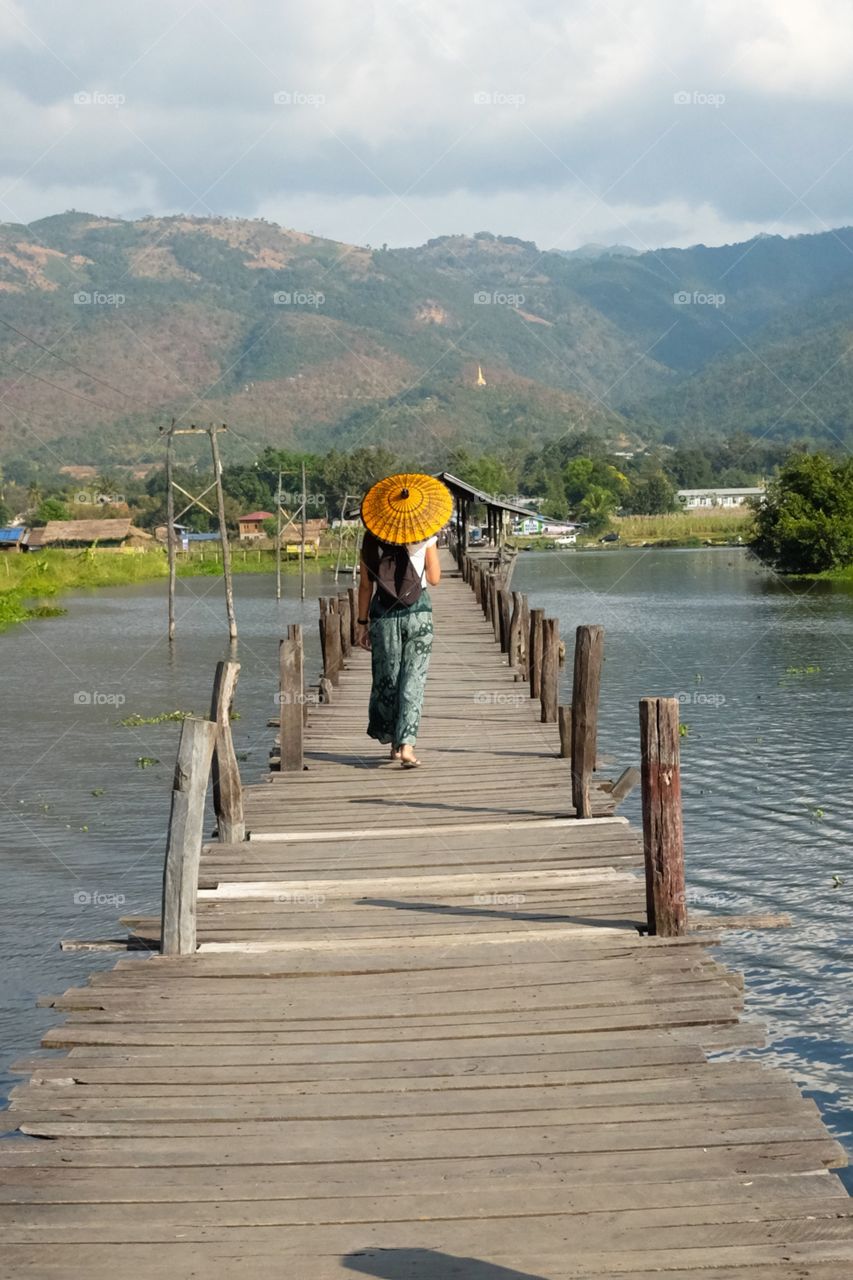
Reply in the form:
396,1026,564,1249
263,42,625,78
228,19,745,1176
0,0,852,249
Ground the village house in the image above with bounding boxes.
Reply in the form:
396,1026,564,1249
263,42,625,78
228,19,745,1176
677,486,765,509
237,511,274,540
0,527,26,551
23,518,153,551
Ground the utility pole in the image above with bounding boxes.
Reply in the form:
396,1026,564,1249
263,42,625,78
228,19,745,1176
300,460,307,602
161,421,237,642
208,424,237,643
165,418,177,642
275,469,283,602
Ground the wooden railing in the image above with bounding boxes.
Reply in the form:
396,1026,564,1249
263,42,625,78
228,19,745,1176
461,551,687,938
158,570,688,956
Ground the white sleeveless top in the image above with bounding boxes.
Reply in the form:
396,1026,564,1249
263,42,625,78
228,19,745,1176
405,535,438,586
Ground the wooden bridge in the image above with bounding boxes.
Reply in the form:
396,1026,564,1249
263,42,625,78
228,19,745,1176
2,550,851,1278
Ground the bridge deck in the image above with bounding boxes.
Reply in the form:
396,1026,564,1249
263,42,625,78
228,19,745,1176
2,553,850,1278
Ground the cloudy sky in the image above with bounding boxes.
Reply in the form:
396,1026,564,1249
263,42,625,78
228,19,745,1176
2,0,852,250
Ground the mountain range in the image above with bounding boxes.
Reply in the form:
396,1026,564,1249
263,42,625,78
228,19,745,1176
2,212,853,468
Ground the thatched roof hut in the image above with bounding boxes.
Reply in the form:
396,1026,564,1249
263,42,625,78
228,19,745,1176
29,519,153,549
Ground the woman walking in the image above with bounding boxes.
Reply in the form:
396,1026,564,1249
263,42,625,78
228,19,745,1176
354,473,452,768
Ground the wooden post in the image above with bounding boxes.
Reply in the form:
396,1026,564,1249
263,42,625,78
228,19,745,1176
519,595,530,680
323,609,342,685
338,593,352,658
209,660,245,843
498,589,511,653
489,576,500,641
528,608,544,698
509,592,523,670
208,426,237,643
279,625,305,771
540,617,559,722
161,717,217,956
347,586,358,645
558,705,572,757
640,698,687,937
571,624,605,819
318,675,333,704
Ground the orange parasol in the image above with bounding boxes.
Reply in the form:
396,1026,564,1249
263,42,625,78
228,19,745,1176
360,472,453,545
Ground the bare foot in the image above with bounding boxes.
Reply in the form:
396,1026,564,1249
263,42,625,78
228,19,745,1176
389,745,402,761
400,746,420,768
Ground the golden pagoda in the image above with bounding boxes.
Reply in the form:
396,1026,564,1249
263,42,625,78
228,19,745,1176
476,364,486,386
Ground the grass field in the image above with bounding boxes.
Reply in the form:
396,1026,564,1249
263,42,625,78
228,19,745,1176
608,508,755,545
0,546,338,633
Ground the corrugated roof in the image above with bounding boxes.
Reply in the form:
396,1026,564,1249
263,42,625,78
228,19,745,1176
239,511,274,522
435,472,542,519
0,526,25,543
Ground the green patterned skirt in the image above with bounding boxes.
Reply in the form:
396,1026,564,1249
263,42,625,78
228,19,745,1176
367,591,434,746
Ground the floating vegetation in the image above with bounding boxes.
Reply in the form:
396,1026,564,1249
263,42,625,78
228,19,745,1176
832,874,845,889
121,710,194,727
91,788,105,797
135,756,159,769
785,665,821,676
679,722,690,737
808,806,825,821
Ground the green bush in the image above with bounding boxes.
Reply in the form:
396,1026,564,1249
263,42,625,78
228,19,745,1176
751,452,853,573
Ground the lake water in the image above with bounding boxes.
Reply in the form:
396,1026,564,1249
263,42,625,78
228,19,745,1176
1,549,851,1186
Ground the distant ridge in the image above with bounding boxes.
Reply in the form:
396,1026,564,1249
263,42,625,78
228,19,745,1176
1,213,851,465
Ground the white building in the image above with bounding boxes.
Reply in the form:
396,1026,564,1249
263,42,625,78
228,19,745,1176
677,486,764,510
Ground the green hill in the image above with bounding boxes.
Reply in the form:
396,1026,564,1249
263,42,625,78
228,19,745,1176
2,213,853,466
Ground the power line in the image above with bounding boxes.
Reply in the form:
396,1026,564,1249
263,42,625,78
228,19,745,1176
0,316,144,409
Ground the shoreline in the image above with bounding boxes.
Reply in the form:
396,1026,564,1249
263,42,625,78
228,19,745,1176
0,547,338,634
